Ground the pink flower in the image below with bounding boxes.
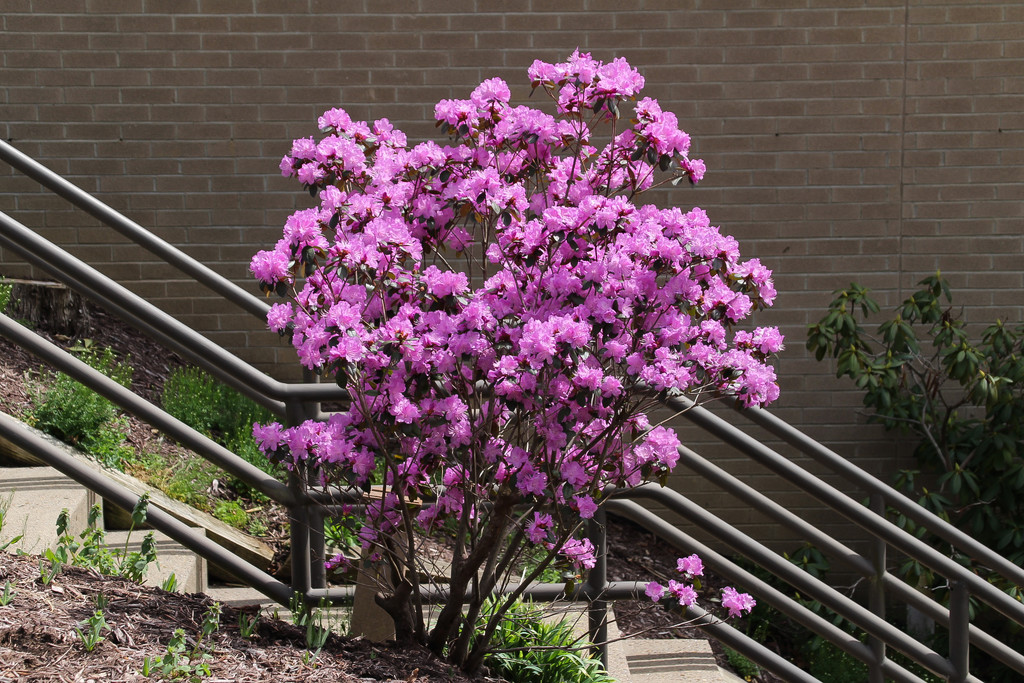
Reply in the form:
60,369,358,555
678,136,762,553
560,537,597,570
250,249,291,285
266,302,293,333
677,554,704,577
668,580,697,607
471,77,511,107
526,512,553,543
573,495,599,519
645,581,665,602
683,158,706,184
721,587,756,618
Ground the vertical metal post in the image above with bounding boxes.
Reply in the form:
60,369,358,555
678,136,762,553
288,467,311,599
285,396,311,600
309,503,327,589
868,494,887,683
587,508,609,669
948,580,969,683
300,367,328,591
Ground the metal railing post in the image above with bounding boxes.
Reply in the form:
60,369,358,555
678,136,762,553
587,508,609,668
869,494,887,683
284,396,312,600
949,580,969,683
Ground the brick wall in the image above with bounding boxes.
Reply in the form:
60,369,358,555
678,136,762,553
2,1,1021,552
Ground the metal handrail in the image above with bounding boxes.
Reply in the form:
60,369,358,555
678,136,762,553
0,410,293,605
672,433,1024,673
605,498,930,683
0,138,269,322
0,210,346,411
0,312,294,505
666,395,1024,625
737,401,1024,587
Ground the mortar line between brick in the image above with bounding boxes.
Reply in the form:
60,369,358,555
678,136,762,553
897,0,910,301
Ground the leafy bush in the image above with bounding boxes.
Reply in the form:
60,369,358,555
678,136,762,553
480,600,613,683
32,344,132,446
252,52,781,673
162,366,272,441
807,274,1024,568
161,366,282,500
808,273,1024,682
81,417,136,470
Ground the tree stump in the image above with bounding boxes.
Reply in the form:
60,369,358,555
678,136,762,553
6,279,91,338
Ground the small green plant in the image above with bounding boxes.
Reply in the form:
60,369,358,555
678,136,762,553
0,491,23,551
480,600,614,683
94,592,109,610
75,609,109,652
0,277,11,312
142,602,220,680
0,580,15,606
38,558,62,586
237,612,259,639
289,593,334,652
32,343,132,447
724,646,761,680
212,500,248,530
161,573,179,593
46,497,158,584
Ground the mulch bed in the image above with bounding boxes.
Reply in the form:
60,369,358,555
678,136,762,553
0,552,491,682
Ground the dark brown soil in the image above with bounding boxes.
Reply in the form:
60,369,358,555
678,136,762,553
0,552,490,682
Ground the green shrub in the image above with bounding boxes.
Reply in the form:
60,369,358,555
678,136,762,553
213,500,249,529
161,367,223,436
480,600,613,683
81,417,136,470
161,367,272,440
724,647,761,680
33,344,132,446
808,274,1024,682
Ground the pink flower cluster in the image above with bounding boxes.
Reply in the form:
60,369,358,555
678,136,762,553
252,54,782,577
646,554,755,618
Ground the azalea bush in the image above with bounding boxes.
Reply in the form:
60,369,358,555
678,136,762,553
251,52,779,672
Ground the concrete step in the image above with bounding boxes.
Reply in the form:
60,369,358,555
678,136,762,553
620,638,727,682
104,527,207,594
1,465,208,594
0,465,100,554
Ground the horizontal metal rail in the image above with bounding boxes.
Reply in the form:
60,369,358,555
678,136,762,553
735,401,1024,589
666,395,1024,628
610,489,954,681
605,499,933,683
0,138,269,323
0,312,295,505
0,210,346,411
0,409,293,606
674,435,1024,674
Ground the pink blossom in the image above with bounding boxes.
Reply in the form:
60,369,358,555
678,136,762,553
249,249,290,285
573,495,599,519
645,581,665,602
559,537,597,570
526,512,553,543
668,580,698,607
677,554,704,577
721,587,756,618
254,59,783,631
